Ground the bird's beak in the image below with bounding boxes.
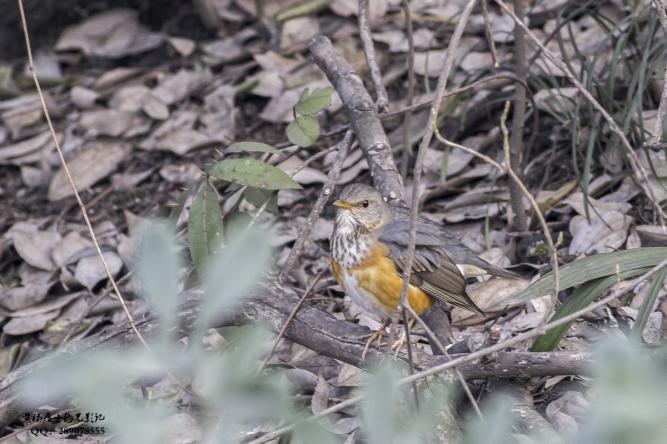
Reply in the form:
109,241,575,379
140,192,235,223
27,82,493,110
333,200,353,209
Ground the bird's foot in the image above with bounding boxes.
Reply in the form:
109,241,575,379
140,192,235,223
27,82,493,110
358,320,391,360
391,319,415,358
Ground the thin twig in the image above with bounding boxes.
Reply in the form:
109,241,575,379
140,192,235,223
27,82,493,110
400,0,416,179
279,131,354,280
482,0,500,68
499,102,559,320
396,0,477,421
318,72,529,141
358,0,389,111
507,0,528,232
249,258,667,443
494,0,666,223
247,143,341,227
399,308,420,408
257,269,325,374
398,0,477,313
17,0,148,349
59,272,134,346
17,0,195,396
651,0,667,145
404,304,482,418
432,102,559,322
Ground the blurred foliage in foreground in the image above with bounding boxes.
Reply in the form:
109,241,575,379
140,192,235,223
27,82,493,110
20,222,667,443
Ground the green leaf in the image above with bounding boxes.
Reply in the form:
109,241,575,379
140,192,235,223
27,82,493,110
188,182,224,272
295,87,335,115
361,364,400,444
209,158,302,190
286,115,320,147
630,268,667,342
463,394,516,444
137,222,182,332
244,187,278,213
167,187,190,229
512,247,667,302
198,224,272,330
226,141,278,153
531,268,650,352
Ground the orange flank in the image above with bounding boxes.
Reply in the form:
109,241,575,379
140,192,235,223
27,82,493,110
331,243,433,316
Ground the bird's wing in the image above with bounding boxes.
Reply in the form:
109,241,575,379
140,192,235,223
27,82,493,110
380,229,485,316
382,205,522,279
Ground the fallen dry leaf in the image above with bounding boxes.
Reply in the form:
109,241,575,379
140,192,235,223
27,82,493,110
3,310,60,335
11,227,62,271
569,210,632,255
79,108,134,137
74,251,123,290
55,9,164,58
0,283,53,311
48,141,130,201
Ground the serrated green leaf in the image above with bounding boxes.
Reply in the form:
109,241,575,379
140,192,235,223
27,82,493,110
531,268,650,352
295,87,335,115
512,247,667,303
188,182,224,272
286,115,320,147
209,158,302,190
226,141,278,153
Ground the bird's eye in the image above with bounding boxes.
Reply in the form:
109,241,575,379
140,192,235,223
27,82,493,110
361,200,370,208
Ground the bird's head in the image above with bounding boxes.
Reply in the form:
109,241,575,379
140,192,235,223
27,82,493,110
333,183,391,231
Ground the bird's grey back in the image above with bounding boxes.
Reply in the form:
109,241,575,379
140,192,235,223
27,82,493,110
380,205,477,264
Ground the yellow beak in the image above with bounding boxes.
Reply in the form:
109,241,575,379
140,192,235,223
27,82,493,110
333,200,354,209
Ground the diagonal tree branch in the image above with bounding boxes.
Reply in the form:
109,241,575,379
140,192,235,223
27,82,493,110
309,36,404,202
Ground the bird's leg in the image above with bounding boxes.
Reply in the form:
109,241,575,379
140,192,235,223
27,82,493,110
392,318,416,358
358,319,391,360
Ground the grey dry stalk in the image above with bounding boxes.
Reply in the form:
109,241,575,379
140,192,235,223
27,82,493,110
279,131,354,280
650,0,667,146
358,0,389,112
397,0,478,311
400,0,417,180
309,36,404,202
494,0,666,223
507,0,529,232
250,257,667,443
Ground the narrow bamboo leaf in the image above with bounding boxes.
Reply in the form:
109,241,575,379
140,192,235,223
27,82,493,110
513,247,667,302
295,87,334,116
209,158,301,190
226,141,278,153
531,268,650,352
630,268,667,342
188,182,223,272
286,115,320,147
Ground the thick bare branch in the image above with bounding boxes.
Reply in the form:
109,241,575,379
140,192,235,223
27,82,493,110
309,35,404,202
0,282,595,428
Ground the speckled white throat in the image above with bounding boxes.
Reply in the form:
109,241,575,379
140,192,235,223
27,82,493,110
331,210,374,269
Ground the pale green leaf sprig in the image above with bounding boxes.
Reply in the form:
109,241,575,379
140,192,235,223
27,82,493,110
360,362,453,444
287,86,334,148
209,158,301,190
19,221,319,444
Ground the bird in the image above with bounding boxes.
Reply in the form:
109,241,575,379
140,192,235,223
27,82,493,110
329,183,519,345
